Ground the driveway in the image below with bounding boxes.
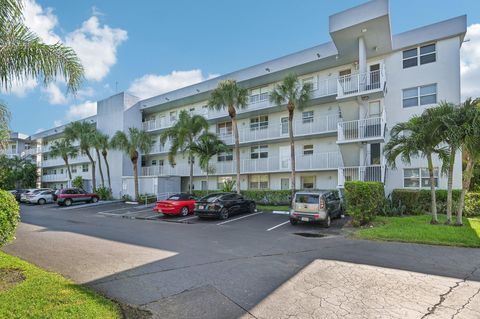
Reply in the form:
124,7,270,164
3,203,480,319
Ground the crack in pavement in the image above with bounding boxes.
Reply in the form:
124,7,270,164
212,285,258,319
451,286,480,318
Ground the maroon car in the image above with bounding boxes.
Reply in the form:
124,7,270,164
56,188,99,206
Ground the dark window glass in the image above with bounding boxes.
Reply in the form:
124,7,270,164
403,97,418,108
403,58,418,69
420,54,436,65
420,44,435,55
403,48,417,59
420,95,437,105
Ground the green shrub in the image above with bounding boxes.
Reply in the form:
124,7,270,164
344,181,385,226
138,193,157,204
391,189,462,215
464,193,480,217
121,194,133,202
96,187,111,200
221,180,236,192
0,190,20,247
72,176,83,189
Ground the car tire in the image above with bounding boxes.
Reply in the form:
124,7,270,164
323,214,331,228
249,202,256,214
38,198,46,205
64,199,72,207
92,197,98,203
180,206,189,217
219,208,229,220
290,218,298,225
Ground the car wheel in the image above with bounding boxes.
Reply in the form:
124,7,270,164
38,198,46,205
64,199,72,207
323,214,331,228
180,207,189,217
290,218,298,225
249,202,256,214
92,197,98,203
219,208,229,220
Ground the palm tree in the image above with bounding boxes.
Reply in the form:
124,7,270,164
95,132,112,190
384,115,445,224
270,74,313,199
455,98,480,226
64,122,97,191
160,110,209,194
92,131,106,188
425,102,464,224
0,102,10,150
110,128,152,201
190,132,228,193
49,139,78,183
0,0,83,93
208,80,248,194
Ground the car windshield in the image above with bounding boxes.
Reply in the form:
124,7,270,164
200,194,223,203
295,194,320,204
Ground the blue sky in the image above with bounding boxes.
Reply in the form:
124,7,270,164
4,0,480,135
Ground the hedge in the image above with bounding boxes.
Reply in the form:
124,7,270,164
391,189,480,216
193,189,292,205
0,190,20,247
344,181,385,226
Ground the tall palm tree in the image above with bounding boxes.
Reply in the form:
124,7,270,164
384,115,445,224
455,98,480,226
92,131,106,188
64,122,97,191
190,132,228,193
0,0,83,93
110,127,152,201
160,110,209,194
270,74,313,199
49,139,78,182
0,102,10,150
208,80,248,194
95,132,112,190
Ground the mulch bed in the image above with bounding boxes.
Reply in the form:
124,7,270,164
0,267,25,291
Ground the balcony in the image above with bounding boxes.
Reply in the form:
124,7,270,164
337,69,386,99
337,113,386,144
39,155,91,168
141,152,340,177
337,165,385,188
41,173,68,182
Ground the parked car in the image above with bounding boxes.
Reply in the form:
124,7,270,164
153,193,196,216
56,188,99,206
25,190,56,205
289,191,343,227
8,189,28,202
20,188,51,203
194,192,256,220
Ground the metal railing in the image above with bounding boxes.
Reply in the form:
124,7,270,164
337,114,385,142
337,165,385,187
337,69,385,98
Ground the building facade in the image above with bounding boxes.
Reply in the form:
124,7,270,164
24,0,465,197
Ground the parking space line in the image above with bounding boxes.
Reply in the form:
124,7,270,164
177,216,197,222
216,212,262,225
97,206,137,214
266,221,290,231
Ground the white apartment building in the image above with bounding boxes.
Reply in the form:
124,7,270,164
0,132,32,159
25,0,465,198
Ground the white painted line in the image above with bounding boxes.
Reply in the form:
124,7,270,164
139,214,160,219
216,212,262,225
97,206,136,214
266,221,290,231
273,210,290,215
177,216,197,222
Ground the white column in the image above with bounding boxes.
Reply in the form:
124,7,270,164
359,37,367,92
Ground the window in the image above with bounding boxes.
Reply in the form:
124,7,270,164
404,168,439,188
250,116,269,130
303,145,314,155
201,181,207,190
251,145,268,159
170,111,177,122
249,175,269,189
281,117,289,135
151,160,157,166
402,84,437,108
402,43,436,69
302,111,314,124
72,166,77,173
217,176,234,190
368,101,382,117
217,122,232,136
43,155,47,161
301,176,315,189
217,150,233,162
60,168,64,174
82,164,88,172
370,143,381,165
189,107,195,114
281,178,290,190
249,86,269,104
302,76,317,90
159,159,164,166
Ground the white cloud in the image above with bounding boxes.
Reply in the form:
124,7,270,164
66,101,97,120
53,120,62,127
1,78,38,97
22,0,61,45
461,24,480,100
65,16,128,81
42,83,68,104
128,70,220,99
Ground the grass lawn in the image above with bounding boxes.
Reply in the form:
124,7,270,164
257,205,290,212
354,215,480,248
0,251,120,319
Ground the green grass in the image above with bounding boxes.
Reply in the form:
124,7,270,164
0,251,120,319
257,205,290,212
354,215,480,248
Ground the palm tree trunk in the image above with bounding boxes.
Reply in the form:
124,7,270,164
232,115,241,194
95,148,105,188
446,148,456,224
85,149,96,192
206,162,209,194
102,151,111,190
288,107,296,204
132,156,139,201
456,158,474,226
427,153,438,224
189,154,194,194
64,157,72,181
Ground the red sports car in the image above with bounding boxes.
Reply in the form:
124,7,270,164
153,193,196,216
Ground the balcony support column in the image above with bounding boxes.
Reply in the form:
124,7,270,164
358,37,367,75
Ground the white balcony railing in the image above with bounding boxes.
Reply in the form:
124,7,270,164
39,155,91,168
41,173,68,182
141,152,340,177
337,165,385,187
337,113,386,143
337,69,385,99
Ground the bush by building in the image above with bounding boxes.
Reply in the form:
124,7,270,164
344,181,385,226
391,189,465,215
0,190,20,247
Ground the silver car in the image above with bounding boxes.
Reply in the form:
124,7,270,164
289,191,343,227
24,189,55,205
